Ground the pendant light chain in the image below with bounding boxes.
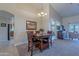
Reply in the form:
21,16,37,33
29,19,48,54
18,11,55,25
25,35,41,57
37,4,47,17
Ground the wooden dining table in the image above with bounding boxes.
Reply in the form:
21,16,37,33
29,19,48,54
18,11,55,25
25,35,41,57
32,34,50,52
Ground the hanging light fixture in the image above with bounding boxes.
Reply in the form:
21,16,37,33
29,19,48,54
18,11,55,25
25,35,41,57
37,4,47,17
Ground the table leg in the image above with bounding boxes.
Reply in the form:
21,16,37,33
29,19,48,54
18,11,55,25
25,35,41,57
40,39,43,52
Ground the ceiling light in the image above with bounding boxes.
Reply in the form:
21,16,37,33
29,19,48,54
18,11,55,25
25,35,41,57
38,13,41,16
38,12,47,17
41,12,44,14
37,4,47,17
45,13,47,15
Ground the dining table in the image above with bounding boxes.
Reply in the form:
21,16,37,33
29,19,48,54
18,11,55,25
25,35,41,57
32,34,51,52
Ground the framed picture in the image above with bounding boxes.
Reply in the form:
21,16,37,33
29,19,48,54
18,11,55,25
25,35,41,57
26,21,37,30
1,23,6,27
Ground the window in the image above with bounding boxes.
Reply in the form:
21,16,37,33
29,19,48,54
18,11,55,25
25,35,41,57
69,23,79,33
50,20,55,31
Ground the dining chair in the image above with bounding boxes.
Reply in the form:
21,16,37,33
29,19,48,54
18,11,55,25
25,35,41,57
27,31,34,56
27,31,42,56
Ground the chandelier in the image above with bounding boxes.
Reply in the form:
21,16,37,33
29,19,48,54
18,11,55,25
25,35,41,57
38,12,47,17
37,4,47,17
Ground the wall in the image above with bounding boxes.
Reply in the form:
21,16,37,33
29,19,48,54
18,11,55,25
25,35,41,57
14,3,63,45
38,4,62,37
62,15,79,31
0,3,62,46
14,5,41,45
0,17,10,42
0,4,41,46
49,4,62,37
14,14,40,46
40,4,49,33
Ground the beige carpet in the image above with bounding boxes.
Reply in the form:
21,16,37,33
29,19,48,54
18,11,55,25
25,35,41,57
16,39,79,56
0,41,19,56
1,39,79,56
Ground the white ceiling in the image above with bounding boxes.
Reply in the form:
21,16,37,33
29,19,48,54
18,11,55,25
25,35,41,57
15,3,48,18
51,3,79,18
0,10,14,19
1,3,79,19
0,3,47,19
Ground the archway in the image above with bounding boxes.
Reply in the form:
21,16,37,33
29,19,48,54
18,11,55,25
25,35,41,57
0,10,14,45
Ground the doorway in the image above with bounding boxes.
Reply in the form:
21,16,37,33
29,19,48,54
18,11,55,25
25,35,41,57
0,10,14,45
0,23,8,42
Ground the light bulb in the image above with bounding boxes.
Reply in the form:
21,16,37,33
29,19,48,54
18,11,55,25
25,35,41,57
41,12,44,14
38,13,41,16
45,13,47,15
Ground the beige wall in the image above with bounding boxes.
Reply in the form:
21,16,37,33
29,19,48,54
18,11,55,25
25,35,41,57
34,4,62,38
14,4,41,45
0,3,41,46
39,4,50,33
49,5,62,37
41,4,62,37
0,3,62,46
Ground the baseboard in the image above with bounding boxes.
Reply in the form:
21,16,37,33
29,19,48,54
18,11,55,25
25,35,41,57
14,41,28,46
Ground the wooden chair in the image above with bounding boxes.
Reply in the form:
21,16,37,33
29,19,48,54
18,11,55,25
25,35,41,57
27,31,42,56
27,31,34,56
40,35,50,51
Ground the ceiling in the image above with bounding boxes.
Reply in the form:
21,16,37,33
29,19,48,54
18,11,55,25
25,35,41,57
1,3,78,19
16,3,46,13
51,3,79,18
15,3,48,18
19,3,79,18
0,10,14,19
